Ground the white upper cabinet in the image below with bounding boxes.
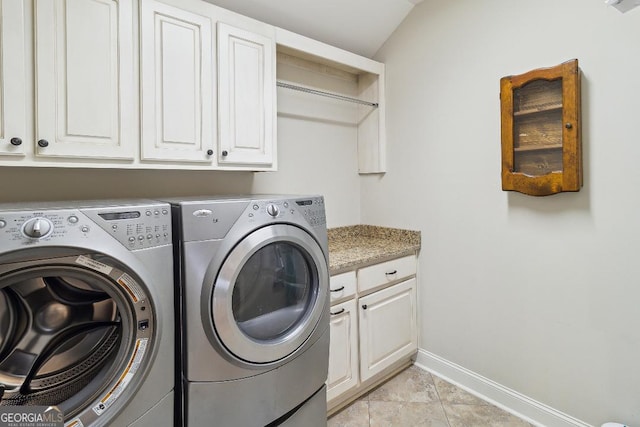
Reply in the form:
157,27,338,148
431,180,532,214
0,0,26,157
34,0,135,160
217,22,276,167
0,0,382,171
140,0,215,163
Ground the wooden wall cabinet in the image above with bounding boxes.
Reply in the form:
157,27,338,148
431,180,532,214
500,59,582,196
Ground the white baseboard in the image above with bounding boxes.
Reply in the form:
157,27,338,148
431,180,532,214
415,349,593,427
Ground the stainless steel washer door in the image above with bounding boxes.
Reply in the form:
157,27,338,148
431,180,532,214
212,225,328,364
0,254,155,425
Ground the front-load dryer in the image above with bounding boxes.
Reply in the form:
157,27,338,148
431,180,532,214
0,200,174,426
169,195,329,427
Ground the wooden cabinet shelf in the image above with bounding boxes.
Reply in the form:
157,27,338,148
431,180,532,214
514,144,562,152
500,59,582,196
513,103,562,116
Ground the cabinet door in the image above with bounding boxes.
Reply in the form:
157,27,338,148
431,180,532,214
34,0,135,159
140,0,214,162
359,278,417,382
327,299,359,402
0,0,26,157
217,22,276,167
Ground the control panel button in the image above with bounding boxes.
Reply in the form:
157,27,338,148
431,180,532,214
147,234,153,240
22,217,53,239
253,204,259,211
68,215,79,224
138,235,144,241
162,209,168,215
81,226,90,233
0,220,6,229
266,204,279,217
129,237,136,243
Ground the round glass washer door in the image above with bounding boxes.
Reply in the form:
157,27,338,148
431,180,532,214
212,224,328,364
0,254,155,424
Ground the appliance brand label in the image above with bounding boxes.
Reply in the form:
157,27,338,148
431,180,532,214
192,209,213,217
116,273,146,303
75,255,113,275
92,338,148,417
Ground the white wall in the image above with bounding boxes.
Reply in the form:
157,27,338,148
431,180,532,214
0,61,361,228
363,0,640,425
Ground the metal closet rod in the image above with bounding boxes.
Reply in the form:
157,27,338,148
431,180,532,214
276,81,379,108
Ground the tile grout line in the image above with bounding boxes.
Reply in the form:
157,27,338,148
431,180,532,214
367,390,372,427
430,371,453,427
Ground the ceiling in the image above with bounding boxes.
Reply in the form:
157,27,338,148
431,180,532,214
204,0,422,58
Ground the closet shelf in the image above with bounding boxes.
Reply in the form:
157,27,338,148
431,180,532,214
276,81,378,108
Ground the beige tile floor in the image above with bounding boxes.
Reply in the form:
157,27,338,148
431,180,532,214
328,365,535,427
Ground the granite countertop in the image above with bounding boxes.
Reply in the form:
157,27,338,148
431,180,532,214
328,225,421,274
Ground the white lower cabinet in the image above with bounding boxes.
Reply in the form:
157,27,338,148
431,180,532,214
359,278,417,382
327,255,418,412
328,299,358,401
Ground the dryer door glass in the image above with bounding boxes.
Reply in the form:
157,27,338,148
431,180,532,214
0,255,155,425
212,224,329,364
232,242,312,341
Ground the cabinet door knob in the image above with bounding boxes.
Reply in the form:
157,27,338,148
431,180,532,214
565,122,573,129
222,150,228,156
330,308,345,316
206,149,214,156
330,286,345,293
362,304,368,310
37,139,49,148
10,137,22,146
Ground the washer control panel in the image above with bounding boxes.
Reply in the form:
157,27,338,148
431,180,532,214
294,197,326,228
246,196,326,228
0,203,172,250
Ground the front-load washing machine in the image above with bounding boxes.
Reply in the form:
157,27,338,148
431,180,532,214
0,200,174,426
170,195,329,427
